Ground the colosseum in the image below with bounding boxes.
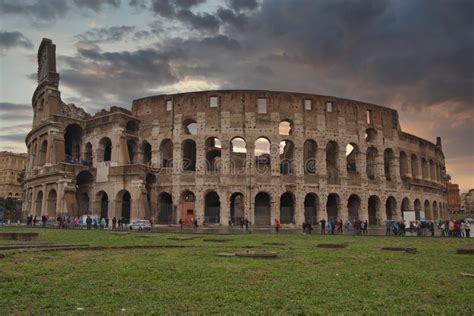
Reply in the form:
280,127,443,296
22,38,449,226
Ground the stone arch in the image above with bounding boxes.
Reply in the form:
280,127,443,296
127,139,138,163
76,171,93,215
280,140,295,175
157,192,173,224
421,158,429,180
424,199,432,220
384,148,395,181
280,192,295,224
204,191,221,224
346,143,359,173
366,146,378,180
98,137,112,162
254,192,271,226
160,139,173,168
39,140,48,166
411,154,420,178
84,142,93,165
304,193,319,224
326,141,339,184
183,119,198,135
414,198,422,220
326,193,340,221
368,195,381,225
117,190,132,224
96,191,109,220
303,139,317,175
64,124,83,162
35,191,43,216
125,120,139,135
399,151,409,178
385,196,397,220
230,192,245,224
46,189,57,218
230,137,247,172
429,159,436,181
142,141,152,164
347,194,361,220
278,120,292,136
182,139,196,171
255,137,271,174
205,137,222,172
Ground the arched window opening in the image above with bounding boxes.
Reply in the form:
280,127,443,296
365,128,377,142
368,195,380,225
183,119,198,135
421,158,429,180
255,137,271,174
230,193,245,225
414,199,421,220
76,171,93,215
98,137,112,162
205,137,222,172
46,189,57,218
401,197,411,220
119,191,131,224
125,120,139,136
347,194,361,220
230,137,247,173
303,140,317,175
204,191,220,224
304,193,319,225
39,140,48,166
386,196,396,220
84,142,93,166
280,140,294,175
142,141,152,164
127,139,137,164
424,200,431,220
366,147,377,180
432,201,438,219
160,139,173,168
384,148,395,181
399,151,408,179
429,160,435,181
97,191,109,220
35,191,43,216
278,120,292,136
326,141,339,184
64,124,83,163
280,192,295,224
346,144,358,173
182,139,196,171
255,192,271,226
411,154,419,178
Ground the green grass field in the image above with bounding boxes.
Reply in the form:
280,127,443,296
0,227,473,315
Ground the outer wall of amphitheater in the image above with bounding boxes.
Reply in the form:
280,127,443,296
23,39,449,226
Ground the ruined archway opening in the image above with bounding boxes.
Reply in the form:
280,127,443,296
414,199,421,220
47,189,57,218
326,141,339,184
255,192,271,226
39,140,48,166
158,192,173,224
347,194,361,220
125,120,139,136
304,193,319,225
366,147,377,180
204,191,220,224
127,139,137,164
326,193,339,222
160,139,173,168
278,120,292,136
142,141,152,164
365,128,377,142
84,142,93,166
230,192,244,224
401,198,411,220
280,192,295,224
411,154,419,178
399,151,408,179
386,196,396,220
118,191,131,224
368,195,380,225
35,191,43,216
255,137,271,174
182,139,196,171
76,171,93,215
230,137,247,173
432,201,438,219
280,140,295,175
97,191,108,220
205,137,221,172
303,140,317,175
98,137,112,162
64,124,83,163
424,200,431,220
421,158,429,180
183,119,198,135
346,143,358,173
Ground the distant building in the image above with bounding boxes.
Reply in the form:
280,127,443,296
447,182,461,213
461,189,474,213
0,151,27,199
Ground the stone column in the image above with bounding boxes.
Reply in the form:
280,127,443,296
271,140,280,176
375,150,385,183
338,147,348,185
40,184,47,216
195,190,204,225
220,140,230,175
359,195,369,221
294,190,305,225
219,190,230,226
317,193,328,222
271,191,280,226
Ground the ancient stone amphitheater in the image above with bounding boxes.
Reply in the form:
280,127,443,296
23,39,449,226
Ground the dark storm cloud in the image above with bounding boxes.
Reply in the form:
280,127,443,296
227,0,258,12
216,8,249,30
0,0,68,21
0,31,33,50
75,26,136,43
72,0,121,11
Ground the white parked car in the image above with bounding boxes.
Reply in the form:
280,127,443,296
129,219,152,231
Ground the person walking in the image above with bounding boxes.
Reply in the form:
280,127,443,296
86,216,92,230
274,218,282,234
112,217,117,231
320,218,326,235
465,221,471,238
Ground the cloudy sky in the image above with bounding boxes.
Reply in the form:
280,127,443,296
0,0,472,191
